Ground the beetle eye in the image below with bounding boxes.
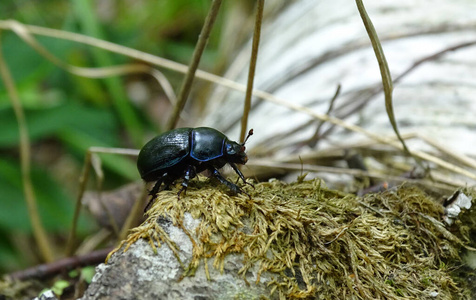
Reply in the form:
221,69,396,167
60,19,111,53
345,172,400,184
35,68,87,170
226,144,236,155
241,146,246,152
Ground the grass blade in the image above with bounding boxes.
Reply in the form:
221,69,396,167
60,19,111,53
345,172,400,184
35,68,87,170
355,0,410,155
71,0,144,146
240,0,264,143
0,31,54,262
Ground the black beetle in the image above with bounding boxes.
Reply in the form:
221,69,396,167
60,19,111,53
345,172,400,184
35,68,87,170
137,127,253,208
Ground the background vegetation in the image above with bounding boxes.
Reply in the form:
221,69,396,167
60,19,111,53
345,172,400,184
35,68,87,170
2,1,476,299
0,0,239,273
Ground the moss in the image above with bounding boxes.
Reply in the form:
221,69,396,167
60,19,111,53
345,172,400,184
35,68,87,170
110,178,471,299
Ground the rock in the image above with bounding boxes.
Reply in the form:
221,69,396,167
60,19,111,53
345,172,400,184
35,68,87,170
34,290,59,300
80,213,270,300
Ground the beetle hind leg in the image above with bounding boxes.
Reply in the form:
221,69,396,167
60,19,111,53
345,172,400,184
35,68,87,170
144,174,167,212
148,176,164,196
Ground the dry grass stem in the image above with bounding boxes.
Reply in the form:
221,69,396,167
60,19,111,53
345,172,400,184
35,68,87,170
240,0,264,142
2,20,475,184
5,20,177,106
0,30,54,262
166,0,223,130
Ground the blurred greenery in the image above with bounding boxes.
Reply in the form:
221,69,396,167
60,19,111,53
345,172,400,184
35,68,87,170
0,0,228,273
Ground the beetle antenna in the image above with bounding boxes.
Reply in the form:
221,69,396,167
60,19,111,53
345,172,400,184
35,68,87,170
242,129,254,145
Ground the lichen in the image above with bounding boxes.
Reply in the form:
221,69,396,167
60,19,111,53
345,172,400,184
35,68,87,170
109,178,472,299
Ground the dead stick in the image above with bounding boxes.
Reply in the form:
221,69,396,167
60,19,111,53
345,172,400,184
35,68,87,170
8,248,113,281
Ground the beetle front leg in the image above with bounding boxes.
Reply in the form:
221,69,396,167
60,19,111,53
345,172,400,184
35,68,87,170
211,167,251,198
229,163,254,189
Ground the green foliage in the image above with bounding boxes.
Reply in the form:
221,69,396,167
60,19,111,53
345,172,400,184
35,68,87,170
50,280,69,296
80,266,96,284
0,102,115,146
0,0,225,274
0,158,72,232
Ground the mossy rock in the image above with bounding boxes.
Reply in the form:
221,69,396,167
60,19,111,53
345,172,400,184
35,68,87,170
87,178,473,299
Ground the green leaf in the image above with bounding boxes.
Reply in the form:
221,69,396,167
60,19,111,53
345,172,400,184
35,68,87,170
80,266,96,283
0,158,93,233
51,280,70,296
71,0,144,146
0,33,52,88
0,101,118,147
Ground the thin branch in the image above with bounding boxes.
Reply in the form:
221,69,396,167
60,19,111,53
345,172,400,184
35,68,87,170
66,147,139,256
8,248,113,281
316,39,476,142
416,133,476,170
166,0,223,130
240,0,264,143
119,185,147,242
394,39,476,83
307,84,341,147
6,20,177,110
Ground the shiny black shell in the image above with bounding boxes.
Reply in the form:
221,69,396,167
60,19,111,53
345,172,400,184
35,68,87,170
137,127,232,182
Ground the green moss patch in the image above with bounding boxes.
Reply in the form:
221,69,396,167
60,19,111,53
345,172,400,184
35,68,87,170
110,178,472,299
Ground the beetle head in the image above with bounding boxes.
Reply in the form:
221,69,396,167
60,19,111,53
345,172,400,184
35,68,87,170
225,142,247,164
225,129,253,165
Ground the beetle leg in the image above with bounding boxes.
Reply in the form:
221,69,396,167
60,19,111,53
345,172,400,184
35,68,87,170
144,175,166,212
229,163,254,189
211,167,249,197
149,175,165,196
177,165,196,199
163,179,174,190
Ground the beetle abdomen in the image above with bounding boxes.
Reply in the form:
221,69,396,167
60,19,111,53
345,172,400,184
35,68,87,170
137,128,192,181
